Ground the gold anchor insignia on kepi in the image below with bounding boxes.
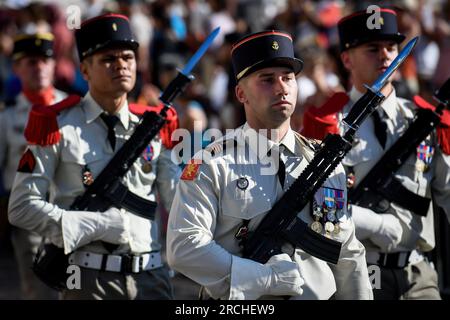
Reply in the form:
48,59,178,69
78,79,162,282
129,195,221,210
112,23,117,31
272,41,279,50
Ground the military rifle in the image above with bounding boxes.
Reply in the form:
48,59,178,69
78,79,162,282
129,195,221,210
70,27,220,215
242,37,418,265
348,78,450,216
33,28,220,290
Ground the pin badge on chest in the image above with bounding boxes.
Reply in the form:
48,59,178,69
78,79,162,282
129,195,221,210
82,165,94,186
142,145,154,173
324,221,335,234
416,142,434,173
237,177,249,190
310,221,323,233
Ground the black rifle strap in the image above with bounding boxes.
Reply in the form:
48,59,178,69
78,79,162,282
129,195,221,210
103,180,158,220
376,178,431,216
371,109,388,149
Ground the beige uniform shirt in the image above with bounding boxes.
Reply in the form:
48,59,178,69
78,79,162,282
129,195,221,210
0,90,66,191
340,87,450,253
167,123,372,300
8,92,180,255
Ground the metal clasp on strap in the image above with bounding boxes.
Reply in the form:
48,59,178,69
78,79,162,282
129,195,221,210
121,254,142,273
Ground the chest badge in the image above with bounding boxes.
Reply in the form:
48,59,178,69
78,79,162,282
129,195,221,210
142,145,154,173
416,141,434,172
17,149,36,173
82,165,94,186
311,187,345,237
180,160,201,181
236,177,249,190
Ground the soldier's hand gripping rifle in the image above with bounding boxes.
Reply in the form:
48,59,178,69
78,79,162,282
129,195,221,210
70,27,220,215
348,77,450,216
32,28,220,290
242,37,419,265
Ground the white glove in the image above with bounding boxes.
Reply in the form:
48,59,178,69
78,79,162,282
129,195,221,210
265,253,305,297
370,214,403,252
229,253,304,300
61,207,130,254
94,207,130,245
351,205,402,251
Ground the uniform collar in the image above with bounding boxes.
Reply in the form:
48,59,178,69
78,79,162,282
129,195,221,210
83,92,130,130
240,122,297,159
349,86,398,120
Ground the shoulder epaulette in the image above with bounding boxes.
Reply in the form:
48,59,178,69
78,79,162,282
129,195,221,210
413,95,450,155
24,95,81,146
309,92,349,117
413,95,450,126
295,132,322,152
413,95,436,112
129,102,179,149
301,92,348,140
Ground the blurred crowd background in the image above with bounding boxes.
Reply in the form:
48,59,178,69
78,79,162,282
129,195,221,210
1,0,449,136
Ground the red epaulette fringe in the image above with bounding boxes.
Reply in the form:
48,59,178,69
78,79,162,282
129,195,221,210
24,95,81,146
301,92,349,140
129,102,179,149
413,95,450,155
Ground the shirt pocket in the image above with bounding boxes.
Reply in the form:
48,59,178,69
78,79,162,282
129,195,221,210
398,148,432,198
59,139,108,188
221,176,273,221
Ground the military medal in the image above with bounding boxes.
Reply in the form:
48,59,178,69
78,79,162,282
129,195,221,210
82,165,94,186
346,172,355,189
237,177,249,190
327,211,336,222
311,187,346,237
415,160,426,172
324,221,335,234
235,220,250,241
235,225,249,240
142,162,152,173
416,142,434,173
142,145,154,173
313,206,323,219
333,223,341,235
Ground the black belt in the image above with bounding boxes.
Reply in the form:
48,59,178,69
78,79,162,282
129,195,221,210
104,181,157,220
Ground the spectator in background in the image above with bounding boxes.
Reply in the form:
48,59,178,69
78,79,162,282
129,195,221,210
207,0,236,50
117,0,153,100
293,45,343,132
429,0,450,90
1,33,66,300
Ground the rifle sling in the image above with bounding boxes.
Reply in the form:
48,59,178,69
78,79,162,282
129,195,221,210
281,216,342,265
103,181,157,220
376,178,430,216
